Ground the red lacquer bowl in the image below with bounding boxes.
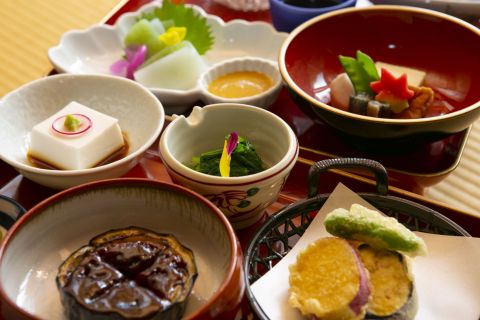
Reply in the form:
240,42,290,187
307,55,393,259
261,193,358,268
0,179,244,320
279,5,480,146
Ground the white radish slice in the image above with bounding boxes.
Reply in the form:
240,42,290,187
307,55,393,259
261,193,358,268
134,41,208,90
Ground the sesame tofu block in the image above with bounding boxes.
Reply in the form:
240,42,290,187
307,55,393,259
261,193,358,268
29,101,124,170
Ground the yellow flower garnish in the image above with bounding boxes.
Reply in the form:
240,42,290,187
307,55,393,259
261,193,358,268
159,27,187,46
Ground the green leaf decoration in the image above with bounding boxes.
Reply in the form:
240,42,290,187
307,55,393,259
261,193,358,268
141,0,214,55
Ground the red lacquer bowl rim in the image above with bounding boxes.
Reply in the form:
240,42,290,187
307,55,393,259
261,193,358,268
279,5,480,125
0,178,242,320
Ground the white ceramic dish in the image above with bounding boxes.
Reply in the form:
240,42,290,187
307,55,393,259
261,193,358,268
0,74,165,189
48,1,288,114
0,179,243,319
159,103,299,229
370,0,480,17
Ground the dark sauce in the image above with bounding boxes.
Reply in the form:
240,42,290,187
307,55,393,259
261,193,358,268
27,133,129,170
284,0,343,8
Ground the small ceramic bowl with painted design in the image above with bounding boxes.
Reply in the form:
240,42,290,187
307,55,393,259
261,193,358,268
159,103,299,229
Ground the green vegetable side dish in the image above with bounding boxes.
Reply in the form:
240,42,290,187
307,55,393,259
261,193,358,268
190,135,265,177
324,203,427,257
64,114,82,132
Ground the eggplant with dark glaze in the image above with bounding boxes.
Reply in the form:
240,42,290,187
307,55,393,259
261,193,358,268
57,227,197,320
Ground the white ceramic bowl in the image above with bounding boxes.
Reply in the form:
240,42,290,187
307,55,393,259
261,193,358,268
198,57,283,108
159,103,299,229
48,2,287,114
0,179,244,320
0,74,165,189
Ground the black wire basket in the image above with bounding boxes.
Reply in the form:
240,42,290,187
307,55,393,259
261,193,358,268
244,158,470,320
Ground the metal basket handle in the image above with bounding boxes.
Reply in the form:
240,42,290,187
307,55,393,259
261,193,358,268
308,158,389,198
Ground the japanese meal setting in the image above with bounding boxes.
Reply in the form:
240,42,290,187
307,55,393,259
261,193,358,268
0,0,479,320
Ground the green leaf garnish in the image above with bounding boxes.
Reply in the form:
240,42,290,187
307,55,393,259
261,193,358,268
140,0,214,55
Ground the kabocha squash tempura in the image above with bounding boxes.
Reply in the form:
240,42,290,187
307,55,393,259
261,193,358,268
289,204,426,320
329,51,454,119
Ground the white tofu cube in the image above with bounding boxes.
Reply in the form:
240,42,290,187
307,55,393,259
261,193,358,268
375,62,426,87
29,101,124,170
134,41,208,90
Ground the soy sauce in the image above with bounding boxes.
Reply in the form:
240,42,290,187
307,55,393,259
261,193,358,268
284,0,343,8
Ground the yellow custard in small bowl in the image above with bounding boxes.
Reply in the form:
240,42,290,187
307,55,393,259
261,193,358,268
199,57,283,108
208,71,274,98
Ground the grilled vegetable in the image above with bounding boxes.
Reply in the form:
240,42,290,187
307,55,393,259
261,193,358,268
57,227,197,320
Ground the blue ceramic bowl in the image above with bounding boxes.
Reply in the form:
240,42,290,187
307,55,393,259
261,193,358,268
269,0,357,32
0,195,25,239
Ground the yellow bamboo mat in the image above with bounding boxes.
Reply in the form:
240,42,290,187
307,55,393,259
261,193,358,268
0,0,124,96
0,0,479,217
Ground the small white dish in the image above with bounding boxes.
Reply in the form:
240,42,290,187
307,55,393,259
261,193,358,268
159,103,299,229
370,0,480,18
199,57,283,108
0,74,165,189
48,2,288,114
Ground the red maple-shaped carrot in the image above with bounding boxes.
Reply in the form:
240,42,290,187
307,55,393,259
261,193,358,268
370,68,414,100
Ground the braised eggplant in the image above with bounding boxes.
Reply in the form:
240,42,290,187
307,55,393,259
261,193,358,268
57,227,197,320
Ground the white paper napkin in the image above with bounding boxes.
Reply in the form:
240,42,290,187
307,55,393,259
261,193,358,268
251,183,480,320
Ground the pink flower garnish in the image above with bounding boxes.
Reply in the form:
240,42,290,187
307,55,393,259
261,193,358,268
219,132,239,177
225,132,239,156
110,45,147,79
52,114,92,136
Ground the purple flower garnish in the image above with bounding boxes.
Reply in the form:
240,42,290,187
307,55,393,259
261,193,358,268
110,45,147,79
226,131,239,156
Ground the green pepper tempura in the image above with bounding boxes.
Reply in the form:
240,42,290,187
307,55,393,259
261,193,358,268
190,135,264,177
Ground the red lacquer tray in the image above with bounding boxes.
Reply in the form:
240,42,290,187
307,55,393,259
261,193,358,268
107,0,469,195
0,2,479,318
